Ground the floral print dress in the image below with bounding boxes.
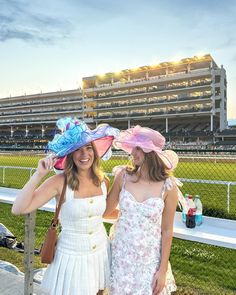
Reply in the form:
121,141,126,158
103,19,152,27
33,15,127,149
110,174,177,295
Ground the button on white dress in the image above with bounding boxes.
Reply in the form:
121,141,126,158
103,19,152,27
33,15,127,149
41,182,110,295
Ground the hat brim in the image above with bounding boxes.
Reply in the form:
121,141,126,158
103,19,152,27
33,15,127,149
54,157,66,170
114,140,158,154
53,135,115,158
53,135,114,170
93,136,114,158
48,119,119,158
114,140,178,170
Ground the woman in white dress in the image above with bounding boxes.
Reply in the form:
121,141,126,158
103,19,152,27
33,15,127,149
12,117,119,295
104,125,180,295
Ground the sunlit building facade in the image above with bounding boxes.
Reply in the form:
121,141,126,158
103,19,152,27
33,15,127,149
83,54,227,136
0,54,228,147
0,89,83,147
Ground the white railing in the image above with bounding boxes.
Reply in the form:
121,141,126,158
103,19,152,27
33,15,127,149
0,166,36,184
106,171,236,213
178,178,236,213
0,165,235,213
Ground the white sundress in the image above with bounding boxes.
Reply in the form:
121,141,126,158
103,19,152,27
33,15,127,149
110,175,177,295
41,182,110,295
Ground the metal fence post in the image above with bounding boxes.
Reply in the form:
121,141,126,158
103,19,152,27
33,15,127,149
24,212,36,295
227,183,231,213
3,167,5,183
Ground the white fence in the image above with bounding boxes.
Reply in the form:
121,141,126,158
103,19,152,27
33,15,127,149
0,166,236,213
0,166,36,184
178,178,236,213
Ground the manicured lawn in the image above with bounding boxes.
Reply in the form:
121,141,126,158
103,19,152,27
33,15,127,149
1,154,236,218
0,202,235,295
0,153,236,294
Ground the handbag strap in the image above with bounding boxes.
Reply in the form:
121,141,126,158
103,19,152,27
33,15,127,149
52,175,67,226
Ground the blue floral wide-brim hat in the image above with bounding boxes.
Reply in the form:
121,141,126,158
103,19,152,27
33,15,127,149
48,117,119,161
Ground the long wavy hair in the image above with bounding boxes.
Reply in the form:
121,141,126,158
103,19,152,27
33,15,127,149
64,142,104,190
126,150,171,182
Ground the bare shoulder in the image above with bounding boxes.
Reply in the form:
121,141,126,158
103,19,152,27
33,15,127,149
41,173,66,194
104,176,110,185
164,181,178,203
57,173,67,192
115,167,126,184
108,168,126,192
104,175,110,190
117,167,127,177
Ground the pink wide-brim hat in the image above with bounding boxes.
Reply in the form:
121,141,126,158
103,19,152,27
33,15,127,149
113,125,179,169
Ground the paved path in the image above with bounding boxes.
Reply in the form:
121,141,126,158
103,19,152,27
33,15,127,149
0,269,49,295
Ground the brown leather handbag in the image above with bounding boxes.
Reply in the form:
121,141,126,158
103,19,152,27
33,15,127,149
40,176,67,264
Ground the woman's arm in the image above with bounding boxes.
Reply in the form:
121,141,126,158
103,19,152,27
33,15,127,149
103,177,119,219
152,184,178,295
103,170,124,218
11,156,62,215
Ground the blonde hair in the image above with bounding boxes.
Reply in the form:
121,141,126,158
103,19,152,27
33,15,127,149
64,142,104,190
127,151,171,182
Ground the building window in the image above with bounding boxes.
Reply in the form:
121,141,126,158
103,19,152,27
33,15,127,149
215,75,221,83
215,100,221,108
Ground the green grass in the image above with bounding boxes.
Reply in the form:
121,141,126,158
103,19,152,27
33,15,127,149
1,154,236,294
0,202,236,295
171,239,236,295
1,154,236,219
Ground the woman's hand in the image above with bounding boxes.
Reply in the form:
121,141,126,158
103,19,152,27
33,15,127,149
152,269,167,295
36,155,58,177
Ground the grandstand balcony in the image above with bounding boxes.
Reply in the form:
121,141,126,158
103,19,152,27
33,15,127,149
216,129,236,135
92,94,212,113
0,96,82,109
83,69,212,93
97,114,112,119
0,106,83,117
87,79,212,101
90,88,212,109
91,90,148,101
0,109,85,126
95,106,213,122
0,108,82,122
0,88,82,107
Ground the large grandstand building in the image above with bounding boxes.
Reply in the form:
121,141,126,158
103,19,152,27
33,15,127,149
1,54,234,149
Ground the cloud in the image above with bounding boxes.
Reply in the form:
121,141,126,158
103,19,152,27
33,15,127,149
0,0,72,43
0,28,42,42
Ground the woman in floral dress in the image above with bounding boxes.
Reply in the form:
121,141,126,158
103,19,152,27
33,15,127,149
104,125,179,295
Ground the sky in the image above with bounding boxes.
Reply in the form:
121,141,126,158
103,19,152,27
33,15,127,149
1,0,236,121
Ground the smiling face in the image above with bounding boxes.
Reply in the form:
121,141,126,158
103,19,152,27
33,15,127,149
64,141,104,190
72,143,95,171
131,146,145,166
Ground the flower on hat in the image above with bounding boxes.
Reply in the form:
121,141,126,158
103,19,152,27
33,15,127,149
48,117,119,159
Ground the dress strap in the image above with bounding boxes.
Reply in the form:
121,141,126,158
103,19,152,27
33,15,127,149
160,180,167,199
161,176,184,202
122,172,127,190
101,181,107,196
65,185,74,202
160,177,175,199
